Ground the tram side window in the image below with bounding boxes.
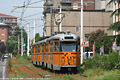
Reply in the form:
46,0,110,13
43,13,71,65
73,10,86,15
32,46,34,54
77,41,80,51
50,41,53,52
35,46,37,53
54,41,59,52
46,43,48,52
42,44,44,52
38,45,40,53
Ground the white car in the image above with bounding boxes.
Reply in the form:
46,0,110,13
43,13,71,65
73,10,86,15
4,54,9,58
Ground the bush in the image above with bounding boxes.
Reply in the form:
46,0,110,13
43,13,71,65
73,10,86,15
8,59,12,71
16,54,31,63
84,52,120,70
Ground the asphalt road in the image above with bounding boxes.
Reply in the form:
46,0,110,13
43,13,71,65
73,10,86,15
0,58,6,79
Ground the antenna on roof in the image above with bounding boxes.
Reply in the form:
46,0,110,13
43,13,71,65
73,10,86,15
66,30,71,35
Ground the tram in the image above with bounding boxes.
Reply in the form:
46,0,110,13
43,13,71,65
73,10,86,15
32,31,80,71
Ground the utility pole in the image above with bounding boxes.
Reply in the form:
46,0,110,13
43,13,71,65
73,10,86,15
21,26,23,56
33,18,36,43
51,7,53,36
18,34,20,55
59,6,62,32
80,0,84,64
27,23,30,56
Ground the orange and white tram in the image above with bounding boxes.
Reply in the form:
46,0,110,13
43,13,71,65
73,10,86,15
32,31,80,71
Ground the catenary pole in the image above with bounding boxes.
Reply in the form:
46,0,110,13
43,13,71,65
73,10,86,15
33,18,36,43
59,6,62,32
27,23,30,56
21,26,23,56
80,0,83,64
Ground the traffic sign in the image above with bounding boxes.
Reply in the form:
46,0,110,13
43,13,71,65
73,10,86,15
81,40,89,47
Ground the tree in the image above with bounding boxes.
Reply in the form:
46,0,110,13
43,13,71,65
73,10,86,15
89,29,108,54
6,27,28,55
0,42,6,54
6,36,18,55
35,33,41,42
107,0,120,46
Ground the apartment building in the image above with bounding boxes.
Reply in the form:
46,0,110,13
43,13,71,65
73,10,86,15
0,13,17,32
43,0,113,37
0,23,11,43
0,13,17,43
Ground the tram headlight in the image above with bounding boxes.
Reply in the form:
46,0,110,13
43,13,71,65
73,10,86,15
62,59,64,62
74,59,76,62
62,57,65,62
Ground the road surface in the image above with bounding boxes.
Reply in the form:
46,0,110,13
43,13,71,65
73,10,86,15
0,58,6,80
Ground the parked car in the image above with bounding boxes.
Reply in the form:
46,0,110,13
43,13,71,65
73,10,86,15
4,54,9,58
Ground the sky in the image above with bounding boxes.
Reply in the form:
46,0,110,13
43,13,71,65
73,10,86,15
0,0,44,40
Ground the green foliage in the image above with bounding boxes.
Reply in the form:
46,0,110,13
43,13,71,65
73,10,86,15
108,21,120,31
80,65,85,74
89,29,112,53
0,42,6,54
6,27,27,55
6,36,18,55
13,26,21,36
83,69,120,80
62,75,77,80
84,52,120,70
16,54,31,62
8,59,12,71
116,34,120,46
35,33,41,42
107,0,120,17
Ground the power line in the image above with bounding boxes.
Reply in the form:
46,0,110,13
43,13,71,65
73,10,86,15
28,0,43,6
23,12,42,18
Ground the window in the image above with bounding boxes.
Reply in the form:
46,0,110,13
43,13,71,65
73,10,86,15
75,26,79,32
32,46,34,54
61,41,77,52
35,46,38,53
42,43,44,52
54,41,59,52
2,28,4,30
77,40,80,52
38,45,40,53
50,41,53,52
46,43,48,52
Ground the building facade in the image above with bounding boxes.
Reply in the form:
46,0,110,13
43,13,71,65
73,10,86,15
0,13,17,43
43,0,113,37
0,23,11,43
0,13,17,33
44,0,95,10
44,10,113,37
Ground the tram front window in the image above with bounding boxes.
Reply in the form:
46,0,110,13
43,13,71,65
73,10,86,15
61,42,76,52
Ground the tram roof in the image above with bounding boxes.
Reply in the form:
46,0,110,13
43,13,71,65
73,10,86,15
33,31,80,46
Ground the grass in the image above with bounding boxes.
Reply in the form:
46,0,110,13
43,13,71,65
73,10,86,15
7,54,120,80
82,68,120,80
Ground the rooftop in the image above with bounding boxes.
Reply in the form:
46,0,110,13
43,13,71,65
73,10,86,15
0,13,17,18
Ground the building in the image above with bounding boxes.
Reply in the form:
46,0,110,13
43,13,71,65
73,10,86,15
0,13,17,33
43,10,113,37
95,0,113,11
0,13,17,43
44,0,95,11
43,0,113,37
0,23,11,43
